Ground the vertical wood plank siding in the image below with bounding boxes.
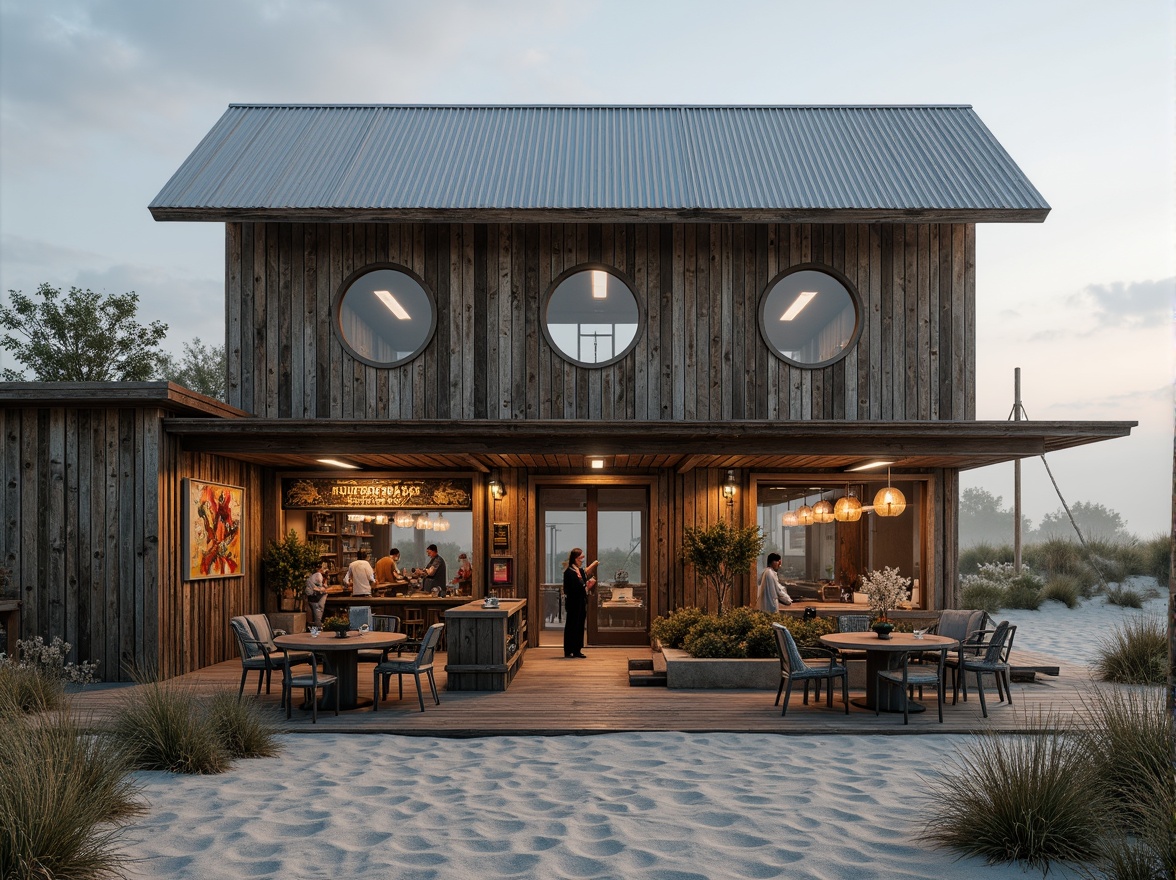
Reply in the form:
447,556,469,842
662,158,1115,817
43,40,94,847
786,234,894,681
226,223,975,422
1,405,264,680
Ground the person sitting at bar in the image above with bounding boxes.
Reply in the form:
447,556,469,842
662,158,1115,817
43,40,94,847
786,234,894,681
757,552,793,612
413,544,447,595
374,547,403,585
345,549,376,597
450,552,473,595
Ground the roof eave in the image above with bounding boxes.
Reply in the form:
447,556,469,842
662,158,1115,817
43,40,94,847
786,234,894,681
148,206,1050,224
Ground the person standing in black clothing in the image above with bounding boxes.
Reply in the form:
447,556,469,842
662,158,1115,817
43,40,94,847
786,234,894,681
562,547,597,658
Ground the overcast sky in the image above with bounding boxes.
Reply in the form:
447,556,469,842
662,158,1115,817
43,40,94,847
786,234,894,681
1,0,1172,536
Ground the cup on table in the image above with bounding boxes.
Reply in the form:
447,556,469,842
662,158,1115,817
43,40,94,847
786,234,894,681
912,628,927,639
309,626,320,638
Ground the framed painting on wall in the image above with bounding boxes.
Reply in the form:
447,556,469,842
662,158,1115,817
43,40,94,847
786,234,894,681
183,478,245,580
490,556,513,587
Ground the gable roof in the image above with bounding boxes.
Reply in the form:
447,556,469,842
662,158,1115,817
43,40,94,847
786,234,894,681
150,104,1049,223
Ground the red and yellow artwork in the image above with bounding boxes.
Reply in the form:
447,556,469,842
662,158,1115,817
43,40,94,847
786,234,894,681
183,479,244,580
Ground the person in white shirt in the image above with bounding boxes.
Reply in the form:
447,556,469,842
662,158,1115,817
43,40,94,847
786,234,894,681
758,553,793,613
345,549,376,597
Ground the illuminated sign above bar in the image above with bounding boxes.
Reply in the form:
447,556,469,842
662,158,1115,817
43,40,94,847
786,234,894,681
281,477,473,510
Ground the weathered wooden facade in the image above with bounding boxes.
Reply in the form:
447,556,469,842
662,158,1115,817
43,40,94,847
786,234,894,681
0,105,1134,680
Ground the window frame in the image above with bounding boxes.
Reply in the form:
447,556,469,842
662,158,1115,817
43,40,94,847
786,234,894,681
332,263,438,369
757,262,864,369
541,263,644,369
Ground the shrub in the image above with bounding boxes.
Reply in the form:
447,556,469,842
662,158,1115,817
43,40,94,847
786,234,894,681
1093,615,1165,685
1024,538,1086,578
960,582,1005,614
650,606,707,650
0,711,144,879
772,615,835,649
1041,575,1081,608
921,722,1102,872
1104,585,1143,609
682,622,746,658
744,623,777,658
110,678,229,774
0,664,65,715
207,691,281,759
1003,574,1043,610
0,635,100,684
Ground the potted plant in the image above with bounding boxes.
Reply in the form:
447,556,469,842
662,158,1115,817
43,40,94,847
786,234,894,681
680,520,765,615
262,530,325,612
859,566,911,639
321,615,350,638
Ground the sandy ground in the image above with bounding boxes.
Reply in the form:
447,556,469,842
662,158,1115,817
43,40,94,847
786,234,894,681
117,584,1166,880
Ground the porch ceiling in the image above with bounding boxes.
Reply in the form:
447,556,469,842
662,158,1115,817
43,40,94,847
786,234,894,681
162,418,1133,474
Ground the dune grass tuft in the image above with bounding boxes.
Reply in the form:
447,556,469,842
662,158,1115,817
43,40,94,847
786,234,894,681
1079,686,1174,880
960,582,1005,614
206,691,281,759
0,710,144,880
109,677,229,774
1041,575,1081,608
1093,615,1165,686
0,664,66,715
1104,585,1143,608
921,719,1102,872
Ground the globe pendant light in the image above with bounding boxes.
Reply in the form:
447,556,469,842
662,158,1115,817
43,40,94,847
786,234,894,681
834,493,863,522
872,469,907,517
781,508,800,528
433,512,451,532
796,504,815,526
394,510,414,528
414,512,433,530
812,500,835,524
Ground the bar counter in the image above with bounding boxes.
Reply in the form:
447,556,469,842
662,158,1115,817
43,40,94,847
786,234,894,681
444,599,528,691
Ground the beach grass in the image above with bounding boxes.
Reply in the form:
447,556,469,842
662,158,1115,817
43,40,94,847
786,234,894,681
1093,615,1165,685
1104,585,1144,608
206,690,281,759
1041,575,1081,608
960,582,1005,614
921,717,1102,872
1081,686,1174,880
0,708,144,880
109,677,230,774
0,664,66,714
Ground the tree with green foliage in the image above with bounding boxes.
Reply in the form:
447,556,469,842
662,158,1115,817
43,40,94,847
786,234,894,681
680,519,765,615
1035,501,1129,543
158,337,227,401
959,487,1032,549
262,530,324,610
1,284,168,382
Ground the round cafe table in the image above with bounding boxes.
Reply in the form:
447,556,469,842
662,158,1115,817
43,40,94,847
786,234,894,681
274,630,406,710
818,632,958,713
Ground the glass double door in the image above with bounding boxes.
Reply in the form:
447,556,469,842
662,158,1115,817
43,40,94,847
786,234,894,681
538,485,649,647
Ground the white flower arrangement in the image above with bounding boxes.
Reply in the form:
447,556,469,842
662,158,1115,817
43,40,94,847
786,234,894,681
859,567,911,620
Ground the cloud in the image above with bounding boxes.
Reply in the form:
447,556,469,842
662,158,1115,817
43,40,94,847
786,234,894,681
1068,277,1173,329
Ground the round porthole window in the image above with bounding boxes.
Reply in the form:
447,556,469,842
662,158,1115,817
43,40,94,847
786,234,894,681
333,265,437,368
758,264,862,367
542,265,641,368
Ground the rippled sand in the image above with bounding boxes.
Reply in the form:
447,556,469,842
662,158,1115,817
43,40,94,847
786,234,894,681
121,731,1087,879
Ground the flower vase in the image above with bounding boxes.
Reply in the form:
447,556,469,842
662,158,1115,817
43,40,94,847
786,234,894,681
872,622,894,640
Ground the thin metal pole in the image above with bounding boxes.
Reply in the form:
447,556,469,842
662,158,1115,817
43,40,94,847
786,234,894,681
1013,368,1022,573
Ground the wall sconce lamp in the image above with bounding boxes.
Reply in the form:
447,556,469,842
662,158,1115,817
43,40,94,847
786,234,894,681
721,470,738,506
488,472,505,501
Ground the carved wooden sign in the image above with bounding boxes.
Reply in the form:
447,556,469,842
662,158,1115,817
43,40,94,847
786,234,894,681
281,477,473,510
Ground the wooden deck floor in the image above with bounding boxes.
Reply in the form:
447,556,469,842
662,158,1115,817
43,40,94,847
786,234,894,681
64,645,1109,737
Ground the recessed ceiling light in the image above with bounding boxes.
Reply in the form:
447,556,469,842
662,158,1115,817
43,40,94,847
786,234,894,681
316,458,360,469
374,290,411,320
845,460,894,472
589,457,606,469
780,291,817,321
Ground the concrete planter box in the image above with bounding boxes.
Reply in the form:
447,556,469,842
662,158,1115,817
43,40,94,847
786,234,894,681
661,647,866,690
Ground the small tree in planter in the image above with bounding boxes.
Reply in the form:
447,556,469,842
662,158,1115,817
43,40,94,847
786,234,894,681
262,530,324,611
680,520,764,615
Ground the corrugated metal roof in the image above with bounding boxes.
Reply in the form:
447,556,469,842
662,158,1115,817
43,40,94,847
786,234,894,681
150,105,1049,222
